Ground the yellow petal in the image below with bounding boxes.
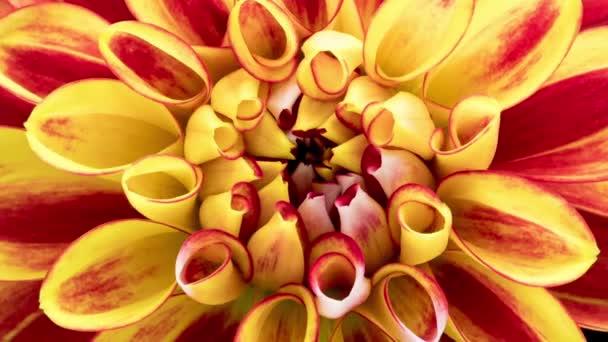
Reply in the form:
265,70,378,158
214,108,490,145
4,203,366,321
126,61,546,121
333,0,383,40
329,310,396,342
199,157,262,198
330,134,368,174
293,95,339,132
275,0,343,36
243,111,296,160
335,75,394,131
252,160,287,189
257,172,290,226
319,112,357,144
193,46,241,83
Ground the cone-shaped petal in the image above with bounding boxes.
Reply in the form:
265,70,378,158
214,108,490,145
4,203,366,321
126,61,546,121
228,0,299,82
330,134,368,174
336,76,394,131
248,202,307,290
99,21,211,107
252,160,286,189
308,232,371,319
176,229,253,305
329,310,396,342
296,30,362,100
267,73,301,125
122,154,203,231
40,219,188,331
199,157,262,198
430,96,501,177
24,79,183,175
335,184,395,274
319,112,357,144
361,263,448,342
363,0,473,86
437,171,599,286
362,92,435,160
0,127,139,281
293,95,337,131
276,0,343,35
425,0,582,111
0,3,114,103
298,192,336,242
235,284,319,342
0,86,34,127
430,251,585,342
257,172,291,226
243,111,295,160
582,0,608,29
10,0,135,23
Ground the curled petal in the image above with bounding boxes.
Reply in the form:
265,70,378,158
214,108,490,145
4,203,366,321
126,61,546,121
235,284,319,342
437,171,599,286
362,92,435,160
99,21,211,107
228,0,299,82
40,219,188,331
24,79,182,175
333,0,384,39
243,111,295,160
387,184,452,265
430,96,501,178
298,192,336,242
293,95,337,131
424,0,582,111
309,232,371,319
185,105,244,164
336,173,365,194
252,160,286,189
257,172,291,226
330,134,368,174
210,68,270,131
430,251,585,342
312,181,342,209
122,154,203,231
296,30,362,100
319,112,357,144
0,3,113,103
199,182,260,242
329,310,396,342
276,0,343,35
176,229,253,305
363,0,474,86
335,184,395,273
336,75,394,131
199,157,262,198
247,202,307,290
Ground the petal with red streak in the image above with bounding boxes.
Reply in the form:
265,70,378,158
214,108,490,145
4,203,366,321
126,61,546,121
277,0,343,35
0,85,34,127
9,0,134,23
582,0,608,29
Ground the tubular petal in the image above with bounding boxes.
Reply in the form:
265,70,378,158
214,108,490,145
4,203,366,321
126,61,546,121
329,310,396,342
0,3,113,103
247,202,307,290
424,0,582,110
335,184,395,273
266,73,301,123
296,30,362,100
387,184,452,265
582,0,608,29
333,0,384,39
234,284,319,342
243,111,295,160
39,219,188,331
175,229,253,305
312,181,342,209
293,95,338,131
276,0,343,35
430,251,585,342
227,0,299,82
437,171,599,286
336,76,394,131
0,127,140,281
330,134,368,173
335,173,365,193
319,113,357,144
122,154,203,231
257,172,291,226
210,68,270,131
199,157,262,198
298,192,336,242
309,232,371,319
24,79,183,175
98,21,211,107
252,160,286,189
430,96,501,178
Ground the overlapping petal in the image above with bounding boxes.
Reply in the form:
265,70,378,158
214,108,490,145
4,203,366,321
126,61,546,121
9,0,134,23
298,192,336,242
335,75,393,131
581,0,608,29
333,0,383,39
0,85,33,127
329,310,395,342
275,0,343,36
199,156,262,198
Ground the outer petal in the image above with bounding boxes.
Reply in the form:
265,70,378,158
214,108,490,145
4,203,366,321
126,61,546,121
39,219,188,331
430,251,585,342
275,0,343,35
9,0,134,23
437,171,599,286
199,157,262,198
425,0,582,111
363,0,474,86
0,3,114,103
0,127,139,281
24,79,183,175
0,85,34,127
581,0,608,29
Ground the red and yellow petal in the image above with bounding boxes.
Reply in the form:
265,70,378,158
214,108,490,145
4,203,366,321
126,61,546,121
330,134,368,174
581,0,608,29
437,171,599,286
0,85,34,127
298,192,336,242
293,95,337,132
9,0,135,23
243,111,295,160
199,156,262,198
333,0,384,39
330,310,396,342
430,251,585,342
257,172,291,226
40,219,188,331
336,75,394,131
275,0,343,36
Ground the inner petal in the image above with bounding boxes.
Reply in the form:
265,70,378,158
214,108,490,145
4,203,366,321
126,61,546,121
181,242,230,284
259,299,308,340
317,254,356,300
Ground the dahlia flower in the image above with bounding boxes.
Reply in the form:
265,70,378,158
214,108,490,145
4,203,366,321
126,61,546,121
1,0,608,341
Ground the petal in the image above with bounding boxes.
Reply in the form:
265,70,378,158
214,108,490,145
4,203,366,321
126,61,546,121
252,160,286,189
424,0,582,111
534,179,608,217
176,229,253,305
308,232,371,319
243,111,296,160
24,79,183,175
267,73,302,126
199,156,262,198
247,202,307,290
335,184,395,273
296,30,362,100
336,75,394,131
98,21,211,107
235,284,319,342
0,85,34,127
319,112,357,144
362,92,435,160
430,96,501,177
361,263,448,342
0,127,139,281
387,184,452,265
298,192,336,242
437,171,599,286
329,310,396,342
333,0,384,39
10,0,134,23
330,134,368,174
0,3,113,103
257,172,291,226
276,0,343,35
0,0,12,16
335,172,366,193
430,251,585,342
582,0,608,29
40,219,188,331
193,45,240,83
227,0,299,82
294,95,338,131
363,0,474,86
122,154,203,231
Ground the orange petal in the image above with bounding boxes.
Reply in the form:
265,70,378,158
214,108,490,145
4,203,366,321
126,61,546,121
298,192,336,242
437,171,599,286
336,75,394,131
40,219,188,330
199,157,262,198
276,0,343,35
0,127,139,281
430,251,585,342
24,79,183,175
329,310,396,342
330,134,368,173
0,3,113,103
